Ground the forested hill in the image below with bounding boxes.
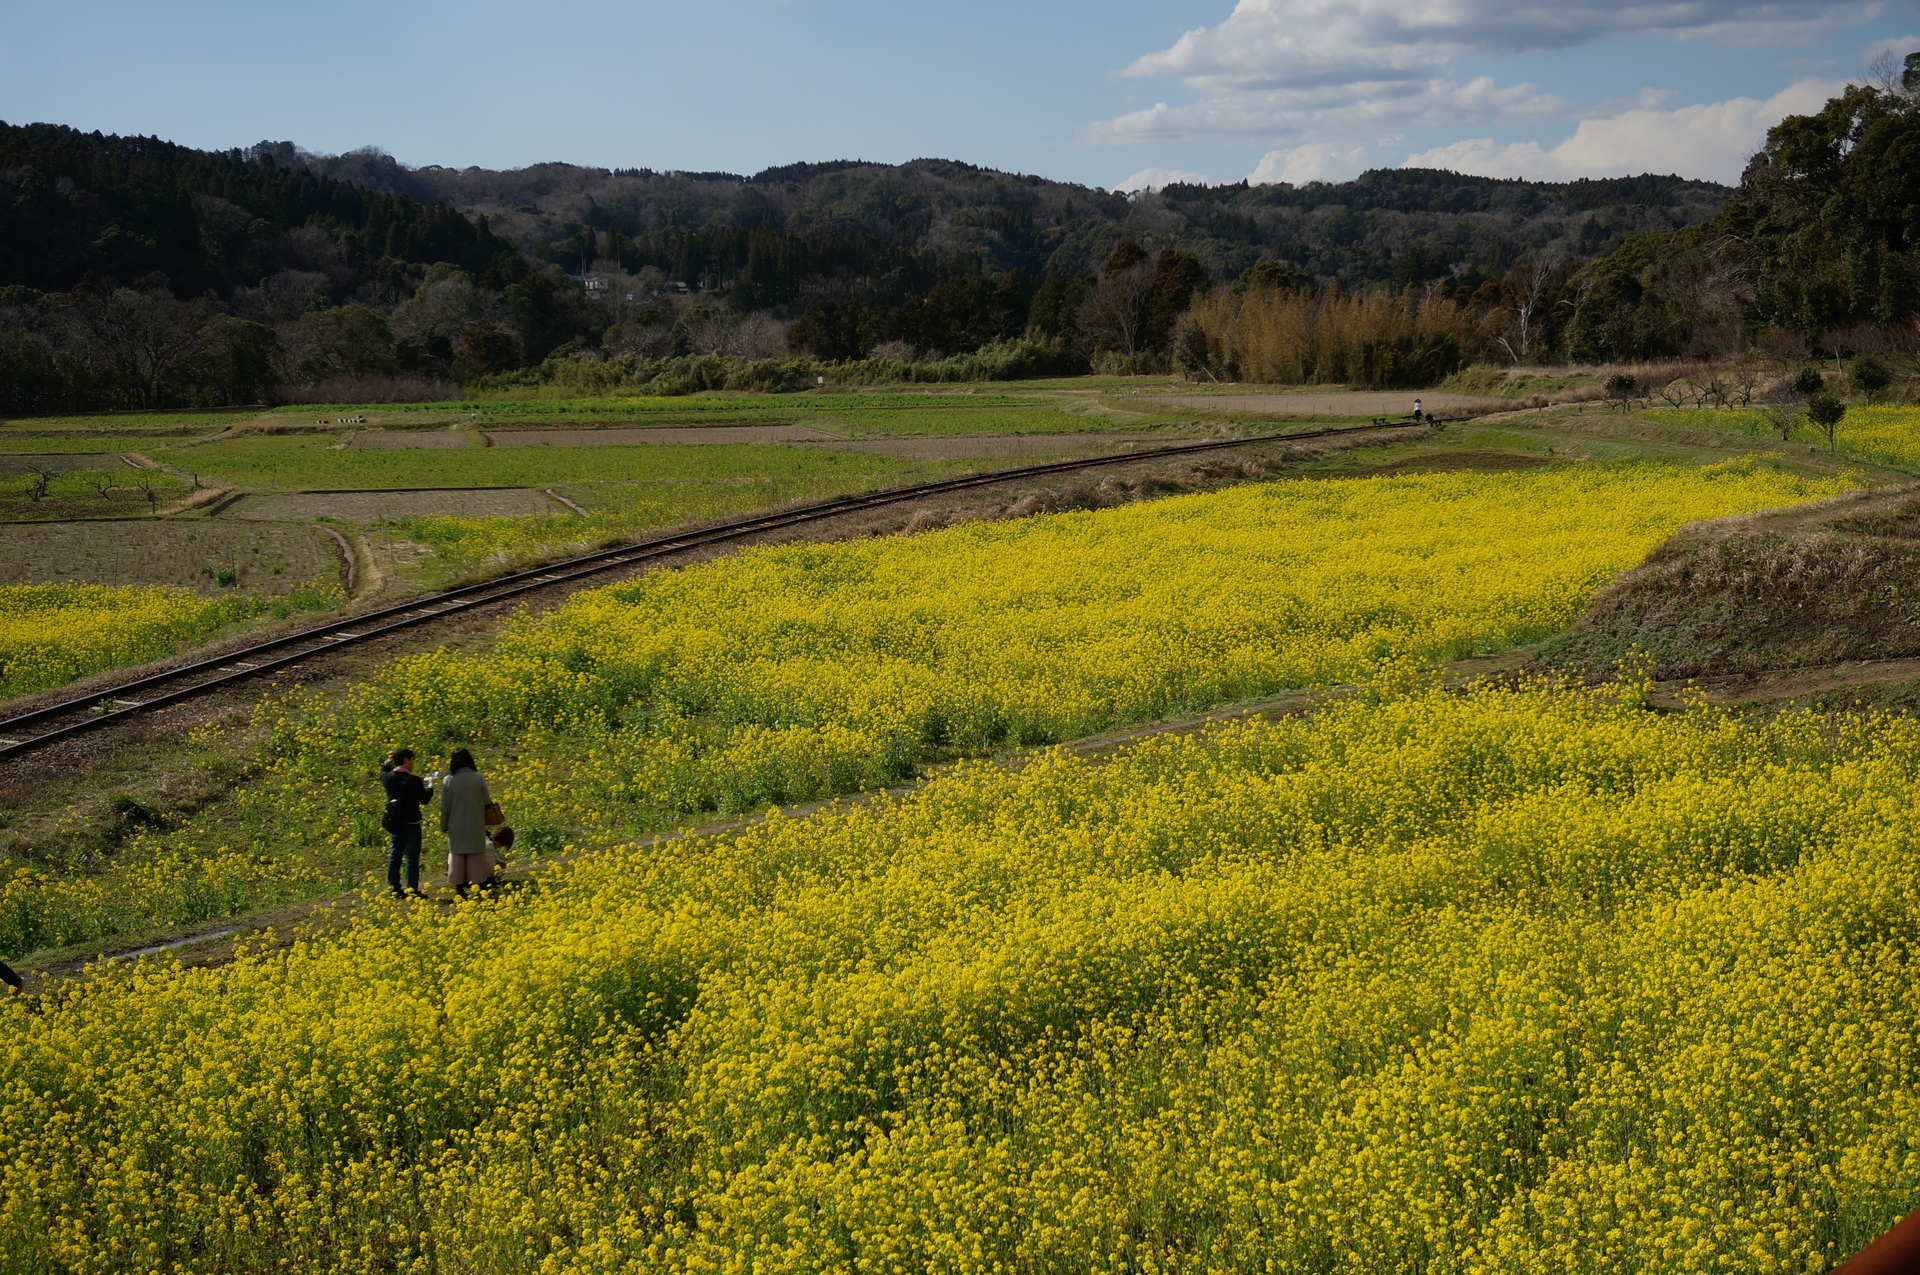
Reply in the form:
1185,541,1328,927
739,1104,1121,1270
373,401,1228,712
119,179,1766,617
0,120,1727,306
291,146,1728,297
0,120,1738,415
1566,63,1920,360
0,123,521,299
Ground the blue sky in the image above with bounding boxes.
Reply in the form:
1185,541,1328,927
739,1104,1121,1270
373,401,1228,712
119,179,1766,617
3,1,1917,191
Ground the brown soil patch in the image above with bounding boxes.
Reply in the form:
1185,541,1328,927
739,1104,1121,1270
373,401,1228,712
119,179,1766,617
811,434,1168,459
487,425,845,446
0,453,137,473
346,431,474,449
0,520,344,590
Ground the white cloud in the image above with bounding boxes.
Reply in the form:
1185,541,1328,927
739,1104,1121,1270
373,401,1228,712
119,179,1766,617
1248,143,1369,184
1860,31,1920,63
1085,75,1568,145
1677,5,1885,47
1114,166,1216,192
1399,77,1843,183
1086,0,1879,146
1129,1,1870,87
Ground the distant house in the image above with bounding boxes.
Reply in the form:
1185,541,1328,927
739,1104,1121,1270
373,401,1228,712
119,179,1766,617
575,273,612,297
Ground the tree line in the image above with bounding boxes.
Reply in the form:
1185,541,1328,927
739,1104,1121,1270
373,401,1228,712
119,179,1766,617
1558,54,1920,364
7,63,1920,413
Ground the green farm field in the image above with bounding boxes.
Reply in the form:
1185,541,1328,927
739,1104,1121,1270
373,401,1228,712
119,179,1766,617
0,436,194,453
306,391,1057,421
0,410,258,434
170,435,975,490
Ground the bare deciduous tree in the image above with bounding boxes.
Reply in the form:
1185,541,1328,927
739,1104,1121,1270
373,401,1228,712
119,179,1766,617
19,464,54,503
1758,385,1804,441
65,286,215,408
1495,255,1560,364
1078,263,1156,358
80,469,120,503
126,468,165,515
1725,363,1765,407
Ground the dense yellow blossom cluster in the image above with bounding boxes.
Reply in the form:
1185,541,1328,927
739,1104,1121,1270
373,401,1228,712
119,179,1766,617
1642,405,1920,474
3,679,1916,1272
310,461,1851,829
1820,405,1920,472
0,463,1848,954
0,582,269,697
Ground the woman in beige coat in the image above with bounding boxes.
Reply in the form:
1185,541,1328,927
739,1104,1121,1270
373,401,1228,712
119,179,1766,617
439,747,495,896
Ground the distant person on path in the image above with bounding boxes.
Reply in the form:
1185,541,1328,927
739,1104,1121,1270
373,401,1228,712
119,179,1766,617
380,748,436,898
1412,397,1424,422
439,747,497,898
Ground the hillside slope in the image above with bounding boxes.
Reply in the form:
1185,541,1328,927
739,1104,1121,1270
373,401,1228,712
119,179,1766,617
0,122,517,298
1539,485,1920,678
290,148,1728,290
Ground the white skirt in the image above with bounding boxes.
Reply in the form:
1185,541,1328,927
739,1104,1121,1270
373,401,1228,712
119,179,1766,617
447,849,494,886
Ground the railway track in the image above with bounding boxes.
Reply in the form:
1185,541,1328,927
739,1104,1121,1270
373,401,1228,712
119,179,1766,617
0,420,1421,762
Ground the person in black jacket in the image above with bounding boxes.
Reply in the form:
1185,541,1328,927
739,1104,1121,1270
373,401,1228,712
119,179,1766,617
379,747,437,898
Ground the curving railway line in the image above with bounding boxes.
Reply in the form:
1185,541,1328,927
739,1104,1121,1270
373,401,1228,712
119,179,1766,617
0,420,1422,762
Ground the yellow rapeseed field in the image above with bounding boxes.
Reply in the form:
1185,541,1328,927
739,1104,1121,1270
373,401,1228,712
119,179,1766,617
1642,405,1920,473
295,460,1851,833
0,582,279,698
0,462,1850,954
1820,405,1920,472
3,678,1916,1272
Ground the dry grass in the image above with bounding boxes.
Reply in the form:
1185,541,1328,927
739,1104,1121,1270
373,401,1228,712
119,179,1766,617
1537,485,1920,678
1184,289,1479,386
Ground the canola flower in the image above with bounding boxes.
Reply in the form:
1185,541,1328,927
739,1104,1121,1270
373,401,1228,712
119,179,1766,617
2,677,1917,1272
1811,405,1920,472
0,581,338,698
293,458,1850,827
0,462,1850,954
1642,405,1920,473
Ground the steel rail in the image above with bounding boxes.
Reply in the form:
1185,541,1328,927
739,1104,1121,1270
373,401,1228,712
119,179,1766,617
0,420,1422,761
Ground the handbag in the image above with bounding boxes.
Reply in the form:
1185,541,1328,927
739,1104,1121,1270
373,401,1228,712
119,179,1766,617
484,801,505,827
